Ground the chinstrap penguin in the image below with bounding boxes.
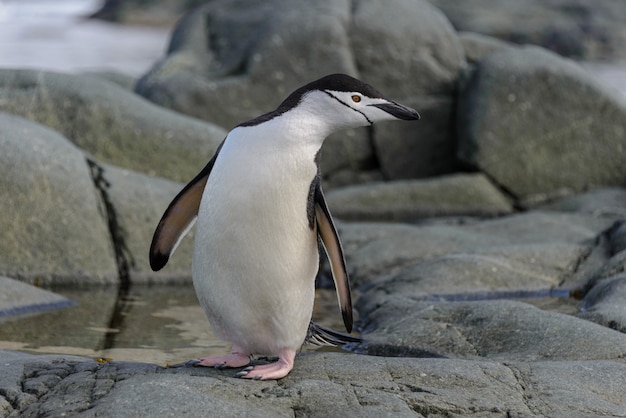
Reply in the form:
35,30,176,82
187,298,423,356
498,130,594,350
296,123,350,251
150,74,420,380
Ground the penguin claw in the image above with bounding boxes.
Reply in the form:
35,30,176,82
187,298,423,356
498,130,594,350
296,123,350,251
234,365,256,378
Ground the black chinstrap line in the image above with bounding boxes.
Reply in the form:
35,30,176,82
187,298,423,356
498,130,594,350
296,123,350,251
323,91,373,125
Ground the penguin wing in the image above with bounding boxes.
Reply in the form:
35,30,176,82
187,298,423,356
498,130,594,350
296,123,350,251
314,183,353,333
149,143,223,271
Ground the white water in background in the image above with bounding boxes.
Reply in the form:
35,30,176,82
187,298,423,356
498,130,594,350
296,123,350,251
0,0,170,77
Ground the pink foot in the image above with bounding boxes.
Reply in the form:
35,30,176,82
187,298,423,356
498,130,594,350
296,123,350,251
194,345,251,369
236,348,296,380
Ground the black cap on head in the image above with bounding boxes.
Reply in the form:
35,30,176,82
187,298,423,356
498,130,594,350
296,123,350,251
281,74,386,108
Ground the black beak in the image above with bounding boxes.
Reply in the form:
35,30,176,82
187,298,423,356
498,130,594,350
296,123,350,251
371,101,421,121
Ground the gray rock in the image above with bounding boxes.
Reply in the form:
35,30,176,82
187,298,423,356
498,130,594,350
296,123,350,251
137,0,357,130
590,250,626,285
464,211,615,291
318,128,375,182
363,242,588,299
340,222,500,287
507,360,626,416
340,211,613,287
137,0,466,181
457,46,626,203
325,169,384,189
0,351,91,416
82,71,137,90
0,113,117,285
3,350,626,417
540,187,626,219
357,295,626,362
352,0,465,179
609,220,626,254
352,0,465,98
463,211,613,245
99,163,194,284
458,31,513,63
0,277,72,318
373,96,458,179
428,0,626,61
0,69,225,183
580,273,626,332
326,173,512,221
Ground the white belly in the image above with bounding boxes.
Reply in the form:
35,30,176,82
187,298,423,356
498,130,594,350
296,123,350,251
192,135,319,355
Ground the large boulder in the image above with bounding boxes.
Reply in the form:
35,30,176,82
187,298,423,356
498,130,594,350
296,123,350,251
0,113,117,285
98,163,194,284
351,0,465,179
428,0,626,60
136,0,466,181
457,46,626,203
0,69,225,183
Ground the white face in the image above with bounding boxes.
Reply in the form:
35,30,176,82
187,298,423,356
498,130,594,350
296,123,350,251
287,89,420,137
324,89,420,126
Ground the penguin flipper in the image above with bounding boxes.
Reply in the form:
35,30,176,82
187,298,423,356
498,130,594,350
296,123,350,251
149,143,223,271
314,185,353,333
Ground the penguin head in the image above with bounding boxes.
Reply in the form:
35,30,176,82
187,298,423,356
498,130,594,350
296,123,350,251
278,74,420,131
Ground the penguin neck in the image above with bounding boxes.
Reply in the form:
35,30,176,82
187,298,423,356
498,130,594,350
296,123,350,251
226,119,323,166
233,112,330,153
277,110,334,146
272,103,365,147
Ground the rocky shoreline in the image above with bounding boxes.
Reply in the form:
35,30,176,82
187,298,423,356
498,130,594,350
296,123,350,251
3,350,626,417
2,0,626,416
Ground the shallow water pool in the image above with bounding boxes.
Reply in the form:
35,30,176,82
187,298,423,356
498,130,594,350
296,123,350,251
0,285,352,366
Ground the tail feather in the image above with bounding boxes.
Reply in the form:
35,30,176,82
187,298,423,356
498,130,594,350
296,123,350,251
306,321,362,347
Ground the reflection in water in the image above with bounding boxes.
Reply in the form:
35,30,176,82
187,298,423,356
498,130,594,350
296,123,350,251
0,281,582,366
0,285,354,365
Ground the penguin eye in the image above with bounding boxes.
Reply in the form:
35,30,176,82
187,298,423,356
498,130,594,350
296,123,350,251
351,95,361,103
